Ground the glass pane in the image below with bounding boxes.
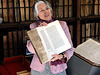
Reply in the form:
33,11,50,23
26,8,29,20
88,5,93,15
81,0,86,4
90,23,95,37
30,0,34,7
95,0,98,4
0,9,2,17
86,23,90,37
69,0,72,5
95,5,99,15
81,5,85,16
65,0,68,5
3,9,8,22
14,0,17,7
96,23,99,39
82,24,85,42
25,0,29,7
68,25,73,38
20,0,24,7
85,5,89,16
9,0,13,8
30,8,34,20
9,9,14,22
59,0,63,5
64,6,68,17
20,8,25,21
99,5,100,15
53,7,56,18
69,6,72,17
58,6,63,18
86,0,93,4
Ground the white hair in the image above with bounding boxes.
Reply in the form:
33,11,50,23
33,0,53,20
35,1,44,17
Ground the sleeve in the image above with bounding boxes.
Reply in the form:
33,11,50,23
62,21,74,61
26,23,38,54
26,41,35,53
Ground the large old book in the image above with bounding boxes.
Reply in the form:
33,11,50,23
27,20,71,64
75,38,100,66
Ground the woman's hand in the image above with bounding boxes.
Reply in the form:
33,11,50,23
50,54,63,61
39,22,48,27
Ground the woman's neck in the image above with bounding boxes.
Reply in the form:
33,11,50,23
40,17,55,24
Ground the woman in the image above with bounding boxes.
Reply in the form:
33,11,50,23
27,0,74,75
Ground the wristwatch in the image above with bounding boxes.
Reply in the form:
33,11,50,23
61,52,67,63
61,52,65,58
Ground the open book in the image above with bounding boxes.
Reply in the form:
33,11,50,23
75,38,100,66
27,20,71,64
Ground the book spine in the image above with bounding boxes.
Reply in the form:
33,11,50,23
25,0,29,20
8,32,13,56
30,0,34,20
0,0,2,17
3,0,8,22
20,0,25,21
9,0,14,22
3,36,8,57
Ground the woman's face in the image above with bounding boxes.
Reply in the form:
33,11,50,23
37,3,52,21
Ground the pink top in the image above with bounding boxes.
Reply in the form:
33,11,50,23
27,20,74,74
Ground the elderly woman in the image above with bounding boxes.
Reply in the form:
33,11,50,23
27,0,74,75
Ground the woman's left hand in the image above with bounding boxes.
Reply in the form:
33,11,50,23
38,22,48,27
50,54,63,61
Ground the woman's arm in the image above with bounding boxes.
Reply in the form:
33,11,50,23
62,21,74,61
26,41,35,53
26,23,38,54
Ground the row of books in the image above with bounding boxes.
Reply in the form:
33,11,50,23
0,0,34,22
3,30,28,57
0,0,100,22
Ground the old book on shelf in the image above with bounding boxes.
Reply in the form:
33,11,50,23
27,20,71,64
9,0,14,22
17,70,30,75
75,38,100,66
3,0,8,22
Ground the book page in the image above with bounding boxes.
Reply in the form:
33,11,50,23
45,20,71,54
46,25,64,49
37,27,54,60
75,38,100,65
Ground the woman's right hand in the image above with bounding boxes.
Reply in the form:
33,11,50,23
39,22,48,27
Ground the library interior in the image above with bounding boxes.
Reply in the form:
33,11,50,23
0,0,100,75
